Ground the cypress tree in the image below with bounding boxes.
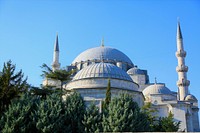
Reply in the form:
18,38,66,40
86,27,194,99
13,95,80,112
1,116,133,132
105,79,111,105
102,79,111,110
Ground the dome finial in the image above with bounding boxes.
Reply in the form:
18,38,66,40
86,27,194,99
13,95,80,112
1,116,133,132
155,77,157,84
101,37,104,47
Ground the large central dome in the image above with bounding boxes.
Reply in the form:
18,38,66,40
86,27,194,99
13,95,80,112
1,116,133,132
72,46,133,67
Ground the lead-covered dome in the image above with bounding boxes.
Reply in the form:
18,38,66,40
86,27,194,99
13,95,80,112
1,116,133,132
73,62,133,82
72,46,133,66
185,94,197,102
143,83,172,96
127,67,147,75
66,62,139,91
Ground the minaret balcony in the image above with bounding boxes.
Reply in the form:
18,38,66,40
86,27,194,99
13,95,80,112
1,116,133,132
52,62,61,70
177,79,190,87
176,65,188,72
176,50,186,57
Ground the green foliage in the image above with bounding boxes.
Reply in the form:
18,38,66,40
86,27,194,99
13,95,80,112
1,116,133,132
153,111,180,132
142,102,180,132
102,79,111,110
142,102,158,131
105,79,111,105
0,60,28,114
1,86,180,132
83,103,102,133
102,93,150,132
35,94,68,133
30,86,56,99
41,63,74,90
0,92,85,133
64,92,85,133
0,93,38,133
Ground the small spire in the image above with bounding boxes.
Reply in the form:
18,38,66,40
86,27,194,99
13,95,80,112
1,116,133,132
54,33,59,51
101,37,104,47
155,77,157,84
177,18,183,39
154,77,158,90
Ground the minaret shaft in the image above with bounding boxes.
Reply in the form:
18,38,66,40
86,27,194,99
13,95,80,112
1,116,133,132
52,34,60,71
176,22,190,101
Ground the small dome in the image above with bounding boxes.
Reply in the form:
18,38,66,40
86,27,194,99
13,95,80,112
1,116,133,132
72,46,133,67
127,67,146,75
143,83,172,96
73,62,133,82
185,94,197,102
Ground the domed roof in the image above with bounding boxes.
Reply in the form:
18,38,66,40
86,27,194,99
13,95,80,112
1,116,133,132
185,94,197,102
73,62,133,82
143,83,172,96
127,67,146,75
72,46,133,66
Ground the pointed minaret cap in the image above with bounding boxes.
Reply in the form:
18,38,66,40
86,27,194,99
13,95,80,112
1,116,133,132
54,33,59,51
177,18,183,39
101,37,104,47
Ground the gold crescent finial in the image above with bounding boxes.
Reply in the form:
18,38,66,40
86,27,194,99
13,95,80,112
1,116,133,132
101,37,104,47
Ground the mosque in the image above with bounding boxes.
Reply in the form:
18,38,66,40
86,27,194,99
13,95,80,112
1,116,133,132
43,22,199,131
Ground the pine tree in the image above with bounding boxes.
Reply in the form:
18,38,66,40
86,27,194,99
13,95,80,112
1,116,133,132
29,85,55,99
41,63,74,91
0,93,38,133
142,102,158,131
0,60,28,114
83,103,102,133
35,94,69,132
64,92,85,133
102,93,150,132
153,111,180,132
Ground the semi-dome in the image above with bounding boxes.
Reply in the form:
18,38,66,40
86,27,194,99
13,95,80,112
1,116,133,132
72,46,133,66
143,83,172,96
127,67,146,75
73,62,133,82
185,94,197,102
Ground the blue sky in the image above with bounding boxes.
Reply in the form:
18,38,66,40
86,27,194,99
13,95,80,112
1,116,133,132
0,0,200,106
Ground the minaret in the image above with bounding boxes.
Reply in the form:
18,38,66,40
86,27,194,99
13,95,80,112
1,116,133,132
52,33,60,71
176,21,190,101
